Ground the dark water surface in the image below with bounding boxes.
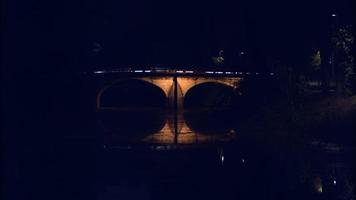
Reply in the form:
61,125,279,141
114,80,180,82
6,108,354,200
91,109,355,200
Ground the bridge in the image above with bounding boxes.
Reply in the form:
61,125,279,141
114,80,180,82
91,68,275,109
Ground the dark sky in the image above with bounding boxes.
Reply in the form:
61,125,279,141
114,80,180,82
2,0,355,71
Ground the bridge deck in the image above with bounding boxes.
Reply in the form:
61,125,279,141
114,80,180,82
92,68,275,77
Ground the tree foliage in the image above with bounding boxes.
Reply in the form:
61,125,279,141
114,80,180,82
311,50,321,70
212,49,225,66
333,25,355,95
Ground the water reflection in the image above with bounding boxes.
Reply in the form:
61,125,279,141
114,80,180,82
313,176,323,193
96,109,355,200
98,134,355,200
99,109,237,146
142,115,236,145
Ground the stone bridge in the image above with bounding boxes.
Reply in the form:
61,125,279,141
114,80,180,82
92,68,274,109
96,76,242,109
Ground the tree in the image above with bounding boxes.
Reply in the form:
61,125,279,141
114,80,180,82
212,49,225,66
311,50,322,71
333,26,355,96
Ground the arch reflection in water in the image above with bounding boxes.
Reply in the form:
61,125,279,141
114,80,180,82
142,110,237,145
99,110,237,146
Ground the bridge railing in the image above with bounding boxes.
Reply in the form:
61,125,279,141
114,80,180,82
93,68,275,76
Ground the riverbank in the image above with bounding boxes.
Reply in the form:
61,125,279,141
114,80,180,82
238,95,356,146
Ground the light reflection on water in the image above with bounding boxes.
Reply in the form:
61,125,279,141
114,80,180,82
141,118,236,145
96,109,355,200
99,109,237,146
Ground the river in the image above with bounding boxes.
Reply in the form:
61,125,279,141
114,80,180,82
91,109,355,200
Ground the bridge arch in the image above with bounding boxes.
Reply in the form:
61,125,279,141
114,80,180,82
183,81,237,108
96,77,242,109
96,78,170,109
177,77,239,97
176,77,240,108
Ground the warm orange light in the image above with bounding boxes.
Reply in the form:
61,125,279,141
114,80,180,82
142,121,236,145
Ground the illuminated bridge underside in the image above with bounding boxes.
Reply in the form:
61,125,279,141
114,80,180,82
97,76,242,109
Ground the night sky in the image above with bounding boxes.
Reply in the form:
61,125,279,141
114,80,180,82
2,0,354,73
